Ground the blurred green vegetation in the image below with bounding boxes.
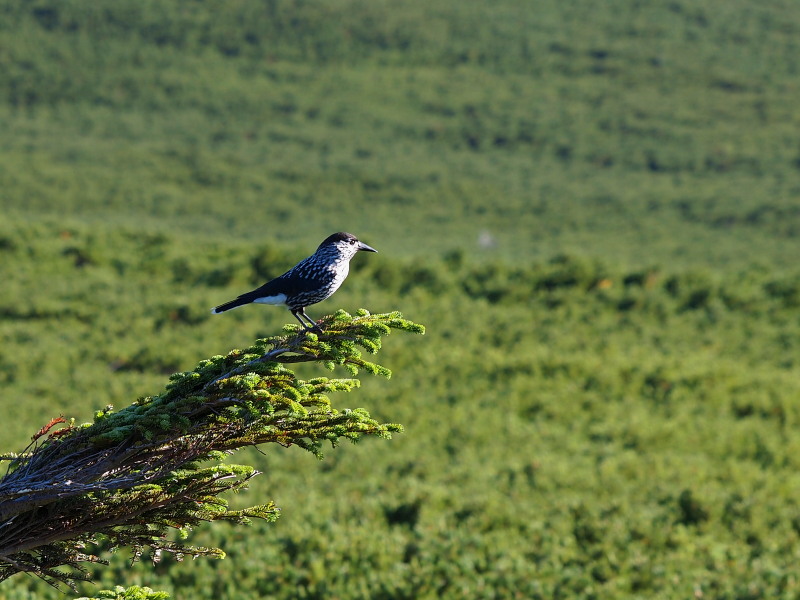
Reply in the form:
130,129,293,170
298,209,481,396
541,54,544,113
2,0,800,598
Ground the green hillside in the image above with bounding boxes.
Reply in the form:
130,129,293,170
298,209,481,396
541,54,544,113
2,1,800,598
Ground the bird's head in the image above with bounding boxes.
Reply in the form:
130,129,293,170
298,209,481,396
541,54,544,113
318,232,378,260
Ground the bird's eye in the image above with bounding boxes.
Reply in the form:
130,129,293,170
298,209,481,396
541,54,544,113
349,239,356,244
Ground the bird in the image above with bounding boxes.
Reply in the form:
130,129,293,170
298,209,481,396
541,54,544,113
211,232,377,331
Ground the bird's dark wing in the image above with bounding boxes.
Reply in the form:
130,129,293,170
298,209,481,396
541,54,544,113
249,272,324,299
211,275,298,313
212,260,332,313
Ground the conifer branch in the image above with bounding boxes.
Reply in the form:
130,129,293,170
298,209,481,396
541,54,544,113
0,310,424,590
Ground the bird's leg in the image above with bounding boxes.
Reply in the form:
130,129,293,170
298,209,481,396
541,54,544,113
292,309,323,333
291,309,312,330
298,308,323,333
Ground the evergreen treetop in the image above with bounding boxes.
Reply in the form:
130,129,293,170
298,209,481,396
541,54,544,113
0,309,424,591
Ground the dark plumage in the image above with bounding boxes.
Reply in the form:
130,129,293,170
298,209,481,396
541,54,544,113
211,232,377,331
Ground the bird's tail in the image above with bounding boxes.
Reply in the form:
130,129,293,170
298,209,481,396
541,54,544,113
211,296,252,314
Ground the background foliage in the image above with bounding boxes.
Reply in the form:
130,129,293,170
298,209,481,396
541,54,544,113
1,0,800,597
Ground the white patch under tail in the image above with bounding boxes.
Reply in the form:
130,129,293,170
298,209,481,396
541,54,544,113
253,293,289,306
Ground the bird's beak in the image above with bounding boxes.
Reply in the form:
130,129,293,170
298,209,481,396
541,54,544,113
358,242,378,253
